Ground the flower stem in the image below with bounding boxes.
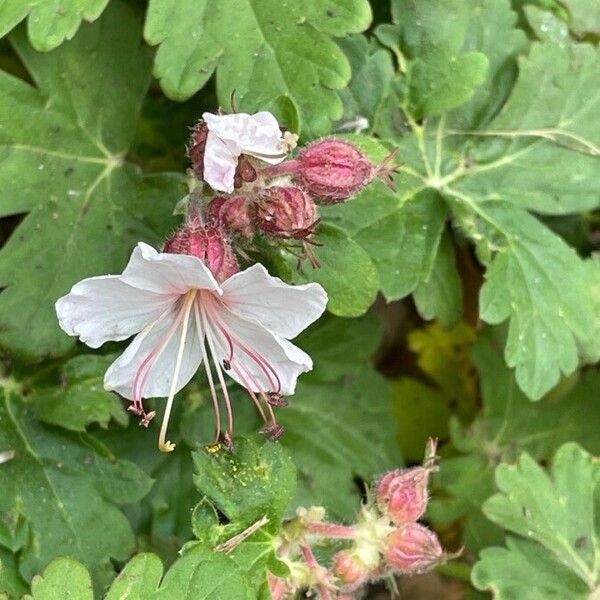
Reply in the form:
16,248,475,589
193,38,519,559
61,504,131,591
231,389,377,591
306,522,357,540
261,159,301,178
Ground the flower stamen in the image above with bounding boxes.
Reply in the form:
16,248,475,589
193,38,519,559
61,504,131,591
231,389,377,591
158,290,197,453
206,300,282,394
131,308,185,422
194,302,223,445
200,301,235,448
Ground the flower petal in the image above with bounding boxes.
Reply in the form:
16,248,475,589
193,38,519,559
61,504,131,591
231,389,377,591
203,131,239,193
204,301,312,396
104,304,203,400
56,275,174,348
121,242,221,295
221,263,327,339
203,111,285,165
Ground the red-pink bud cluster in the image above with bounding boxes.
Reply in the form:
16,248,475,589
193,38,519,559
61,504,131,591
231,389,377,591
258,440,448,597
376,438,445,576
185,109,399,271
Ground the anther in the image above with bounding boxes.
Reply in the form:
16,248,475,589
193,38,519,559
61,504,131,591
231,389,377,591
267,392,287,406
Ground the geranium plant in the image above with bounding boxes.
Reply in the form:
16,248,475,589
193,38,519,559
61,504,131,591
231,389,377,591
0,1,598,599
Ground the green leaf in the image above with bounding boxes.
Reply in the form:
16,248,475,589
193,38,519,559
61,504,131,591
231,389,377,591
408,49,488,119
291,223,379,317
0,0,109,52
392,378,451,463
387,0,489,118
450,0,527,129
0,387,153,591
461,202,595,399
413,231,463,328
93,420,199,558
0,547,27,599
582,254,600,363
296,312,382,382
473,537,590,599
472,443,600,596
192,438,295,595
562,0,600,36
370,4,598,398
144,0,372,137
320,158,447,302
105,553,163,600
429,327,600,552
42,549,255,600
22,548,257,600
455,42,600,215
32,355,127,432
280,365,401,520
353,188,448,301
337,34,394,128
192,438,296,527
0,2,181,359
390,0,469,55
24,558,92,600
149,546,254,600
524,6,572,44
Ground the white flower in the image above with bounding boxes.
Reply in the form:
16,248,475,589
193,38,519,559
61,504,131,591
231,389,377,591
56,242,327,452
202,111,293,193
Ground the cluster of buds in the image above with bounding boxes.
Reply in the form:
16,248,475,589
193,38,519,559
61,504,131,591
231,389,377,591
185,109,397,270
256,440,450,599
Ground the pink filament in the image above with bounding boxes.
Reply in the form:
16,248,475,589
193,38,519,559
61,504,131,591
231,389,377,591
131,305,186,411
204,297,282,394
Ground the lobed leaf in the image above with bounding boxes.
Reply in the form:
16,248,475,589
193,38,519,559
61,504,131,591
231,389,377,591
472,443,600,596
32,354,127,432
429,327,600,552
144,0,372,137
455,42,600,215
0,1,181,359
23,558,93,600
0,386,153,592
0,0,109,52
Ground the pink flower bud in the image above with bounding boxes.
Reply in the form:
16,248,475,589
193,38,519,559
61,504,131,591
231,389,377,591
384,524,443,574
208,195,255,237
164,220,239,282
376,466,430,525
256,186,318,240
332,550,369,589
296,139,374,203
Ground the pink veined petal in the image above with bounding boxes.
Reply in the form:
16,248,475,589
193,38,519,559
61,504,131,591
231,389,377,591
55,275,174,349
203,131,239,193
121,242,222,295
204,299,312,396
104,303,203,400
203,111,285,165
221,263,327,339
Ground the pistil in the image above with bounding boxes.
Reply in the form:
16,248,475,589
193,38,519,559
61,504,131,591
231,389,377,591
158,290,197,452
